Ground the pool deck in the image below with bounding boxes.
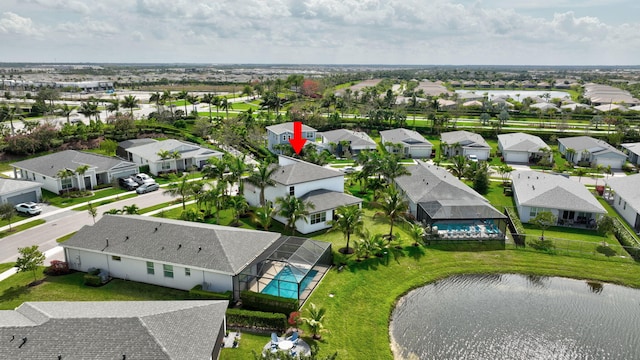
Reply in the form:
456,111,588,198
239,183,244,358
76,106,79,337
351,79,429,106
262,335,311,358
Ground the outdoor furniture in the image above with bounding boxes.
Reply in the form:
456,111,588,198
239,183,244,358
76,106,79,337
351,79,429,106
278,340,294,350
270,332,279,352
288,331,299,345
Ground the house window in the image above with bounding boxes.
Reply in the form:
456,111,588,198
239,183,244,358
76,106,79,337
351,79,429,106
111,256,121,261
289,186,295,196
163,264,174,278
147,262,154,275
61,178,72,190
185,268,191,277
162,161,171,170
310,212,326,225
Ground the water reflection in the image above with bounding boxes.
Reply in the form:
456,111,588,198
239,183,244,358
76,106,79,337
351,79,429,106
390,274,639,360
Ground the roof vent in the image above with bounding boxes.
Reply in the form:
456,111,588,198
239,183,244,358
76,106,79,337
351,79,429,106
58,356,62,360
178,244,182,250
154,227,158,232
532,185,535,190
198,246,202,253
18,337,27,348
161,246,165,250
10,335,14,342
125,236,129,241
122,355,126,360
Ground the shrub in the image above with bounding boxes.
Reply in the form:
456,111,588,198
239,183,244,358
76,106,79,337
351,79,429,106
240,290,299,315
226,308,287,333
612,219,640,260
83,274,102,287
44,260,70,276
189,285,233,301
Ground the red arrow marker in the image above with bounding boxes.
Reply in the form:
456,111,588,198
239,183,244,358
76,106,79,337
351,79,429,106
289,121,307,155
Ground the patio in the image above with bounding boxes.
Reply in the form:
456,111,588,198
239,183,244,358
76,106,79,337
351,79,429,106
262,333,311,357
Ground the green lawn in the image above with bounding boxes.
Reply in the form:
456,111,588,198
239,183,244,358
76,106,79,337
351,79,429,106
0,219,46,238
73,194,138,211
0,262,15,273
44,188,131,208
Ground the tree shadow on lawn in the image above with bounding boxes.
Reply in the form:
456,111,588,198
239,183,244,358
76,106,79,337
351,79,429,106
596,244,617,257
0,285,31,301
405,245,426,261
426,241,506,252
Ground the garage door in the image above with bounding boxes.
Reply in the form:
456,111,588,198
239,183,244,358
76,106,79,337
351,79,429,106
7,191,37,205
504,151,529,163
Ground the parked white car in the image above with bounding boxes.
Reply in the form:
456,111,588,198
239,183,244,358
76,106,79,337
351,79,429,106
15,202,42,215
134,173,153,185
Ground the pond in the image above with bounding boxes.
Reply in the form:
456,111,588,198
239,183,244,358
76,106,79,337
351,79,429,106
390,274,640,360
455,89,571,100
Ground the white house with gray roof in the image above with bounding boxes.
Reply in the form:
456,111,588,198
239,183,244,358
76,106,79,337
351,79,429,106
441,130,491,160
498,132,551,163
266,122,317,154
118,139,223,175
558,136,627,169
394,161,506,239
0,178,42,205
11,150,137,194
318,128,376,157
244,156,361,234
380,128,433,159
0,300,227,360
512,170,606,225
621,142,640,166
607,174,640,232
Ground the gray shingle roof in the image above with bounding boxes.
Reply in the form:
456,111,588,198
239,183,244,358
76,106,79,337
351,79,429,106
0,178,41,194
512,170,606,213
271,157,342,185
622,142,640,156
118,138,158,150
441,130,490,149
0,301,227,360
299,189,362,212
319,129,376,148
498,132,549,152
380,128,432,147
63,215,283,275
394,161,504,219
124,139,222,162
266,122,316,135
607,174,640,214
11,150,136,177
558,136,626,157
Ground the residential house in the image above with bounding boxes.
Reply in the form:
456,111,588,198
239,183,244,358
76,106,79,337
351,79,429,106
62,215,331,302
512,170,606,225
498,132,551,163
0,301,228,360
11,150,138,194
318,128,376,157
607,174,640,232
441,130,491,160
558,136,627,169
622,142,640,166
266,122,317,154
0,178,42,205
380,128,433,159
118,139,223,175
394,161,507,239
243,156,362,234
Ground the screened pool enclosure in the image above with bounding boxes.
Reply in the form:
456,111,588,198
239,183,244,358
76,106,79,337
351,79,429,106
239,236,331,304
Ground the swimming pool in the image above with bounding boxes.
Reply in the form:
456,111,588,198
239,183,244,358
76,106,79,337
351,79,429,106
262,266,318,299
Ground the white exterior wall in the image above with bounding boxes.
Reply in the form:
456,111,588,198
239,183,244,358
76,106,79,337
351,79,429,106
612,193,639,229
65,248,234,292
268,130,316,152
263,176,344,205
15,169,62,194
518,205,560,223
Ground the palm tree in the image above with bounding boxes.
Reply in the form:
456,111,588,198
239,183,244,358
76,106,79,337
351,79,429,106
149,91,162,111
226,154,250,194
252,202,276,231
301,303,327,340
447,155,468,179
75,164,90,191
106,100,119,116
78,100,99,121
56,168,75,195
161,90,175,119
120,95,138,118
381,155,410,182
57,103,74,125
201,93,215,121
245,161,278,206
121,204,140,215
4,104,24,135
220,97,232,120
186,94,199,115
275,194,315,235
227,195,249,226
327,205,364,254
157,149,172,174
408,221,426,246
373,184,410,240
177,90,189,116
163,174,192,209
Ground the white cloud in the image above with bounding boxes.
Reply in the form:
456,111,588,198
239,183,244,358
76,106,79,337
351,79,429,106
0,12,42,37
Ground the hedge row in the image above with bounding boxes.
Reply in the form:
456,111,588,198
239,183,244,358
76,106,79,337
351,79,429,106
189,285,233,301
612,219,640,261
226,308,287,333
83,274,102,287
240,290,299,315
505,207,525,234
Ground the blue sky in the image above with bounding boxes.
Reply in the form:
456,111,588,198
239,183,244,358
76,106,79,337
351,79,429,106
0,0,638,65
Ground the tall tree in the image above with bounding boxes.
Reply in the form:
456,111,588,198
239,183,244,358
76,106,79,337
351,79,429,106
57,103,74,125
201,93,215,121
245,161,279,206
0,203,16,231
177,90,189,116
120,95,139,118
327,205,364,254
75,164,90,191
275,194,315,235
373,184,410,240
227,195,249,226
56,168,75,195
252,202,276,231
163,174,193,209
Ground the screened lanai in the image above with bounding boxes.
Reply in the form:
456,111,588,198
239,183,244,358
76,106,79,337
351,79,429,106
239,236,331,304
418,199,507,240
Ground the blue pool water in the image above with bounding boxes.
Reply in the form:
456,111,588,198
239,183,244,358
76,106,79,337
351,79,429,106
262,266,318,299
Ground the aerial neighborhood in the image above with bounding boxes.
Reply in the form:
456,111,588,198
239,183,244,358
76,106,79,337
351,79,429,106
2,64,640,359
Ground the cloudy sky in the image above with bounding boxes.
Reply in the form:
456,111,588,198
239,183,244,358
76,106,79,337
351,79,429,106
1,0,639,65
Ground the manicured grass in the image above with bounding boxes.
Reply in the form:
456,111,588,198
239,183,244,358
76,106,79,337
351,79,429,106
44,188,130,208
0,270,196,310
138,200,180,214
0,219,45,238
56,232,76,243
0,262,15,273
73,194,138,211
0,213,33,227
